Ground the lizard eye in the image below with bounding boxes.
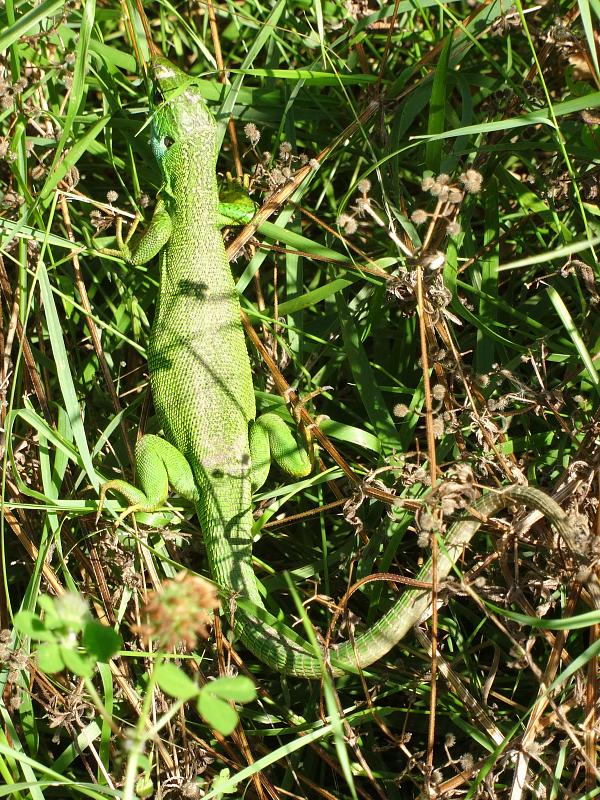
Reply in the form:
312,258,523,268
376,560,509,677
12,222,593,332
163,136,174,149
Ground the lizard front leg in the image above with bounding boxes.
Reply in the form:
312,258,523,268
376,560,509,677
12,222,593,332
217,173,258,228
99,196,173,265
249,412,312,491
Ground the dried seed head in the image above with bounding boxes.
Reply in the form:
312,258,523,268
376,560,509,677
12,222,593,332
268,167,286,189
279,141,293,158
393,403,410,418
13,77,28,94
460,753,474,771
430,182,449,200
31,164,46,180
338,213,358,235
417,530,431,548
136,573,220,651
431,769,444,785
410,209,428,225
354,196,370,214
460,169,483,194
244,123,260,146
431,417,445,438
432,384,446,401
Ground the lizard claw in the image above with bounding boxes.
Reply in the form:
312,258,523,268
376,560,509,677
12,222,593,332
97,481,144,528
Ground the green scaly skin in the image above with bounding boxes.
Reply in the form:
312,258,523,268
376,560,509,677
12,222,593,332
100,57,582,678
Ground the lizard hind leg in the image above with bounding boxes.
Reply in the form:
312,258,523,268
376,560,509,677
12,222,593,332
98,433,199,524
249,412,312,492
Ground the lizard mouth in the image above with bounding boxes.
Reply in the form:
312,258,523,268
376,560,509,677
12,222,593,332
153,63,177,80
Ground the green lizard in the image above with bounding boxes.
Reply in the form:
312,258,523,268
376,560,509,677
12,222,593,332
99,54,585,678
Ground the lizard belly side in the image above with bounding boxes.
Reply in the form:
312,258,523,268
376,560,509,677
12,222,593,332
148,229,255,466
147,229,261,602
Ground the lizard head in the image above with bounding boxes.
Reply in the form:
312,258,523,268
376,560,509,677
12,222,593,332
148,56,217,170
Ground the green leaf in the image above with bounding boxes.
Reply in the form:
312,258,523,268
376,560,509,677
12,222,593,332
336,294,401,452
154,662,199,701
135,775,154,798
228,68,376,85
37,595,56,614
82,621,122,661
37,642,64,673
59,646,93,678
36,263,100,490
210,768,237,796
40,115,111,201
426,33,453,172
579,0,600,78
206,676,256,704
43,0,96,190
13,611,53,641
0,0,65,52
200,720,338,799
197,692,239,737
546,285,600,396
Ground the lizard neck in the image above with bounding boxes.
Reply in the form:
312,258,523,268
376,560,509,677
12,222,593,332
164,137,220,224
